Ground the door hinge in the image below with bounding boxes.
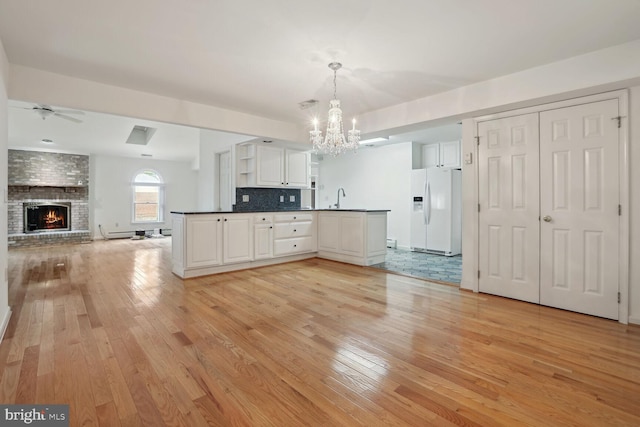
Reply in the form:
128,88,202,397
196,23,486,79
478,203,481,213
618,292,621,304
475,136,480,146
619,204,622,216
612,116,623,128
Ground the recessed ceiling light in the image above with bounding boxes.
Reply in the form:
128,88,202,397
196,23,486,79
41,139,54,144
358,137,388,145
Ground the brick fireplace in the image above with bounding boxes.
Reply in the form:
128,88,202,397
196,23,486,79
8,150,91,248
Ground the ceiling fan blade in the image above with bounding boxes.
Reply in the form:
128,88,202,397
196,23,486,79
53,109,84,115
54,113,83,123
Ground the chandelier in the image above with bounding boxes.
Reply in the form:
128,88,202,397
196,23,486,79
310,62,360,155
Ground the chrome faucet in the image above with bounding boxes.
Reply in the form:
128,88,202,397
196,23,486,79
335,187,346,209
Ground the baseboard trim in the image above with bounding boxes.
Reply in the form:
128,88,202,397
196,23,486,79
628,315,640,326
0,307,12,343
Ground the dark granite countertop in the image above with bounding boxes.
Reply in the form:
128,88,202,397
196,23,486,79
170,208,390,215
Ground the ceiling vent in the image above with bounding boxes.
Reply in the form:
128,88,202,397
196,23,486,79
298,99,319,110
126,125,156,145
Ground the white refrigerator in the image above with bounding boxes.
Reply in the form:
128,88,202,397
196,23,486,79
410,168,462,256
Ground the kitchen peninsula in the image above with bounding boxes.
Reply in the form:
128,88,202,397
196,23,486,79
171,209,389,278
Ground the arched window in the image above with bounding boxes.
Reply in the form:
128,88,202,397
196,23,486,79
132,169,164,223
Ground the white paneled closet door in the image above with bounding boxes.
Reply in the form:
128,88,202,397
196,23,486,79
478,113,540,303
539,99,620,320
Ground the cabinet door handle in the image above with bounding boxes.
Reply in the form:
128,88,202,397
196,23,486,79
224,219,227,222
293,229,297,232
269,226,272,229
293,244,297,248
293,216,297,219
217,219,220,222
262,218,265,221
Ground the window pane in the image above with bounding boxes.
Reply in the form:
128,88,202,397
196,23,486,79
134,170,161,184
134,203,159,222
134,186,160,222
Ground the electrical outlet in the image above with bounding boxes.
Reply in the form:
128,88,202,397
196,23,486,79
280,195,284,202
289,195,295,202
242,195,249,202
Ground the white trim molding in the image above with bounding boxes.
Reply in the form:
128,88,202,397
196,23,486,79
0,308,11,343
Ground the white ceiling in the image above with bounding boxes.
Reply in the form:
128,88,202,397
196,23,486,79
2,0,640,160
6,100,255,162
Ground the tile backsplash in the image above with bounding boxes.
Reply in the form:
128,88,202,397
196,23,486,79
234,188,301,211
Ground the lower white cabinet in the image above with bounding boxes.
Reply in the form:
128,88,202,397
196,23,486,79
171,210,388,278
254,215,274,260
222,214,253,264
317,211,387,266
273,213,316,257
185,214,223,268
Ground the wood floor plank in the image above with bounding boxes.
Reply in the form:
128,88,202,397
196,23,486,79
1,238,639,426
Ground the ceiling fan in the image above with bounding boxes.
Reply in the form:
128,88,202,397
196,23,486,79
16,104,85,123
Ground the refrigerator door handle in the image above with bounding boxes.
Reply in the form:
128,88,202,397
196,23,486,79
426,182,432,225
423,180,428,225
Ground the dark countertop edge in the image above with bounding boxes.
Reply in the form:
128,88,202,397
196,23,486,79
171,209,391,215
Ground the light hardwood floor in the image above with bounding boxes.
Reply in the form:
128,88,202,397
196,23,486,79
1,238,639,426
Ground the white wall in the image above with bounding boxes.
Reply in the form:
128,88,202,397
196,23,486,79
197,129,254,211
90,155,198,239
0,37,10,340
317,142,412,249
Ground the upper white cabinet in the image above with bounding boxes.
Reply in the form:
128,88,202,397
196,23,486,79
256,145,284,187
285,149,310,187
422,140,461,169
236,142,310,188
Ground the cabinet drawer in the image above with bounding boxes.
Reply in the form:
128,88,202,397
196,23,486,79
254,215,273,224
274,236,315,256
274,221,313,238
274,213,313,222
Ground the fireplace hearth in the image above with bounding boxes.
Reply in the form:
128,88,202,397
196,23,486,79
24,202,71,233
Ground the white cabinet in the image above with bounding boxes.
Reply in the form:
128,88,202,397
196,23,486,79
254,215,273,260
236,143,256,188
222,214,253,264
186,214,223,268
285,149,310,187
171,214,223,276
317,211,388,266
422,144,440,169
273,213,316,257
256,145,285,187
236,142,310,188
422,140,461,169
171,210,389,278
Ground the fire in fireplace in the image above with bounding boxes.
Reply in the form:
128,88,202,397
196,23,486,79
24,202,71,233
